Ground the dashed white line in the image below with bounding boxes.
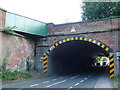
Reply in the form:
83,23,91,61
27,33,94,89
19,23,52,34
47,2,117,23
67,87,73,90
71,75,79,79
85,78,87,80
81,80,84,83
75,83,79,86
43,81,50,83
60,77,63,79
30,84,39,87
52,79,57,81
46,80,66,87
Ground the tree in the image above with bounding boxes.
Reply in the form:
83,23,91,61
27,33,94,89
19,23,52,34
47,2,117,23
82,2,120,20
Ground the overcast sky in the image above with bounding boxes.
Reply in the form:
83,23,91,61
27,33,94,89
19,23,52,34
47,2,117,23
0,0,83,24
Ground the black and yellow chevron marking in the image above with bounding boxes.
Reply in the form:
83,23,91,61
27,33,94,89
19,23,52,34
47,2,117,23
43,55,48,73
42,36,113,76
109,54,115,79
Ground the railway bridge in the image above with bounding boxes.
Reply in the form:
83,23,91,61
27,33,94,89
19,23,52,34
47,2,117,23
0,9,119,79
36,18,120,79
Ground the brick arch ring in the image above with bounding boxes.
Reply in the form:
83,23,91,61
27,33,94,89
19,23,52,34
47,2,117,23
41,35,115,79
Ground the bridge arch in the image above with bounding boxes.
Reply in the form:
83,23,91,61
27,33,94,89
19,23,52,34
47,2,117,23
41,35,114,78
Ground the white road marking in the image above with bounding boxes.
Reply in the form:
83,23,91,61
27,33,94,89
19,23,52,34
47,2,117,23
67,87,73,90
81,80,84,83
85,78,87,80
60,77,63,79
46,80,66,87
30,84,39,87
75,83,79,86
43,81,50,83
71,75,79,79
53,79,57,81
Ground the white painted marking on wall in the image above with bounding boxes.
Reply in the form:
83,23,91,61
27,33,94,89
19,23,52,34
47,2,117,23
46,80,66,87
43,81,50,83
30,84,39,87
81,80,84,83
75,83,79,86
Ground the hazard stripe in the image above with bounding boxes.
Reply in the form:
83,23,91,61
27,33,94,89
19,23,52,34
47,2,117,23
66,38,70,41
43,58,47,61
105,47,109,51
88,39,92,42
43,68,48,73
109,54,113,58
93,40,96,43
55,43,59,46
109,54,114,79
43,64,48,68
75,37,79,40
79,37,83,40
110,58,114,62
97,42,101,46
110,74,114,78
84,38,88,41
110,63,114,68
43,62,47,66
43,56,48,59
71,37,74,40
46,51,50,54
59,41,62,44
101,44,105,48
52,45,55,49
43,60,48,64
110,68,114,73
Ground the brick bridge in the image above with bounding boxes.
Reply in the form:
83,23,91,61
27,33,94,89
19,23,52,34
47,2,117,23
36,18,120,78
0,9,119,79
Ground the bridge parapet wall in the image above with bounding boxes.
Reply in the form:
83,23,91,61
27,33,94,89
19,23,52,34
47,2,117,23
47,17,120,52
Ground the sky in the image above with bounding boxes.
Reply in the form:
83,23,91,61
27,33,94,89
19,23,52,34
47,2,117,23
0,0,83,24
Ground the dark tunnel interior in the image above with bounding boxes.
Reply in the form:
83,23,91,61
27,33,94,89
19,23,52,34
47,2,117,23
48,40,109,75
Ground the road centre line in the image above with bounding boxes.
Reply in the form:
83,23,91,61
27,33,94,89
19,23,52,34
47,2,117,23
85,78,87,80
75,83,79,86
43,81,50,83
30,84,39,87
52,79,58,81
67,87,73,90
81,80,84,83
60,77,63,79
46,80,66,87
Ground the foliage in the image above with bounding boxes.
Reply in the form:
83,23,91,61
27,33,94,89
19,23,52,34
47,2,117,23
2,70,31,81
82,2,120,20
26,57,32,71
2,57,8,71
2,26,17,35
1,57,31,81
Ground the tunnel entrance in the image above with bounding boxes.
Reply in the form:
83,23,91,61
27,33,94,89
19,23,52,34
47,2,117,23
42,35,114,78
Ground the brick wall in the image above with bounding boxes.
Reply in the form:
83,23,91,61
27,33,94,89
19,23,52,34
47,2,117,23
0,9,6,28
1,32,35,71
0,9,35,72
47,17,120,52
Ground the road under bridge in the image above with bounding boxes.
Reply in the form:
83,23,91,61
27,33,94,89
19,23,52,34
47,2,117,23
42,35,115,79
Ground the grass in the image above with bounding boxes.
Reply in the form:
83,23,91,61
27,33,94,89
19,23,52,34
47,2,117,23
1,70,31,82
